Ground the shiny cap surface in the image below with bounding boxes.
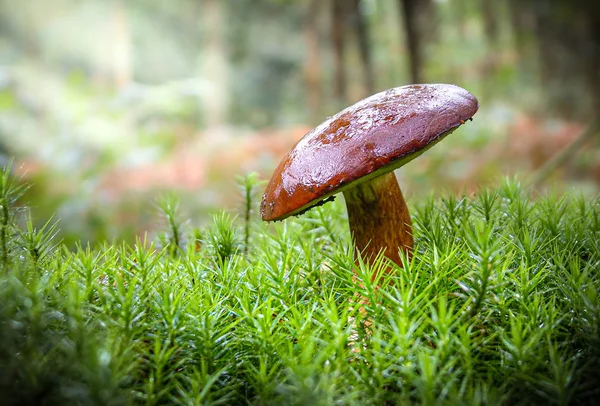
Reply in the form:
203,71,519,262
261,84,479,221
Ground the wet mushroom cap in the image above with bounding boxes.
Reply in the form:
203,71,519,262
261,84,479,221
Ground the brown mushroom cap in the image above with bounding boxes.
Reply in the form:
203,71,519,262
261,84,479,221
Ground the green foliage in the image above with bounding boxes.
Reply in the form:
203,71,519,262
156,194,184,256
1,169,599,404
204,211,242,265
0,161,27,272
236,171,262,255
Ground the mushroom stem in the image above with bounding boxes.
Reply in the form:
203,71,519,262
343,171,413,279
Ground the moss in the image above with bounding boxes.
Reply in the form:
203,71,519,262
0,167,599,405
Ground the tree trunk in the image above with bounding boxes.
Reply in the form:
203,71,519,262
511,0,600,118
349,0,374,95
200,0,229,129
304,0,322,123
331,0,347,104
481,0,499,46
507,0,535,61
110,0,132,89
530,0,598,118
399,0,431,84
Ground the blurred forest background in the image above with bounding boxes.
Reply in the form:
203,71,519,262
0,0,598,246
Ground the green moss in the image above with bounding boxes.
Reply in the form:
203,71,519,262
0,167,599,405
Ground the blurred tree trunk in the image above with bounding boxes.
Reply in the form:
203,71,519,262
481,0,499,46
92,0,132,88
349,0,374,95
398,0,434,84
451,0,469,42
590,4,600,114
331,0,347,104
507,0,536,57
479,0,501,99
506,0,600,186
110,0,132,89
304,0,322,123
514,0,600,118
200,0,229,129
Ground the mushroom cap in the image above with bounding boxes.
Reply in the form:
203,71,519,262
261,84,479,221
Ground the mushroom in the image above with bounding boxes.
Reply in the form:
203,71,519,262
261,84,478,279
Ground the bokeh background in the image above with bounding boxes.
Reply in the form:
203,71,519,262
1,0,598,245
